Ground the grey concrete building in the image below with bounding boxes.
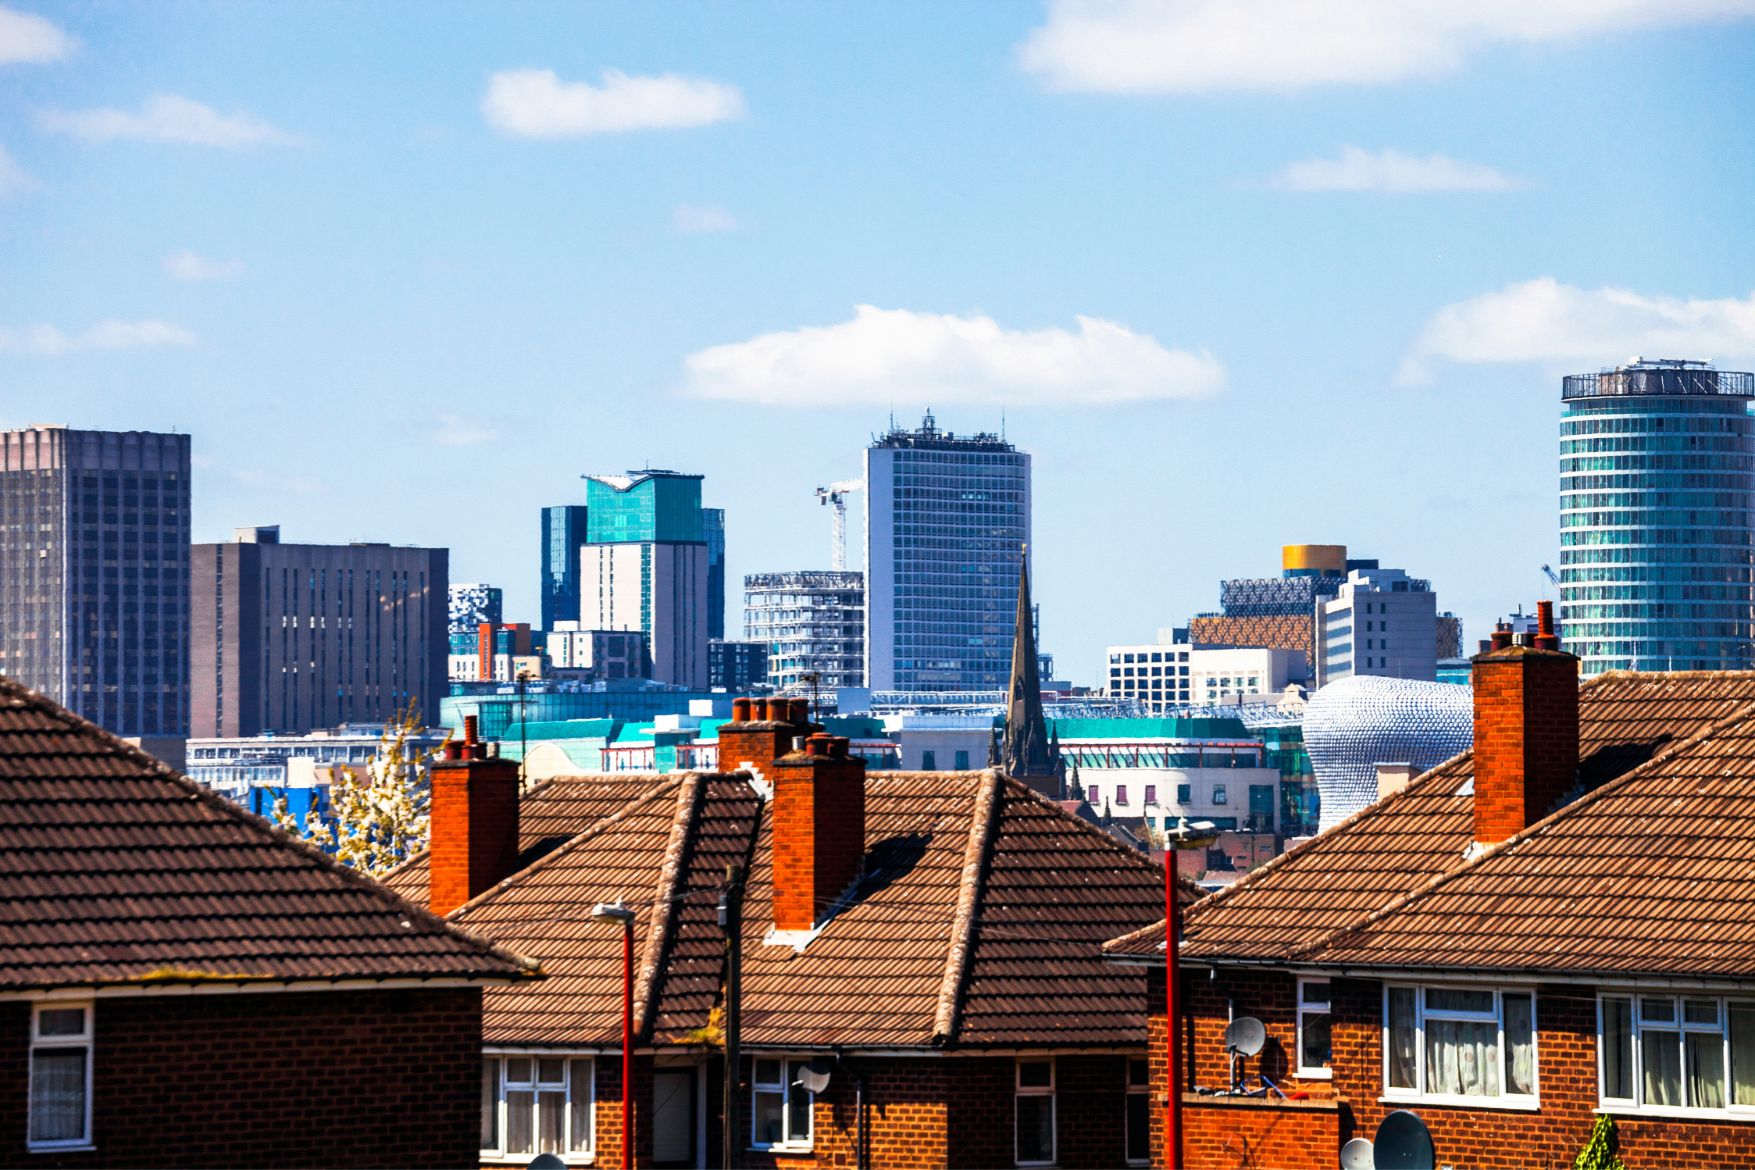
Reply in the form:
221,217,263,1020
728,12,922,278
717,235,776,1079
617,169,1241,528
0,426,191,737
744,570,865,692
191,526,447,736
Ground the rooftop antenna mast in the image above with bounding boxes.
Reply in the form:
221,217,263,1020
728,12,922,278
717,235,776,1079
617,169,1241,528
816,479,865,571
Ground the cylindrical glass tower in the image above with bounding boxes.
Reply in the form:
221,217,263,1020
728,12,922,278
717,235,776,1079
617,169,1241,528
1559,358,1755,674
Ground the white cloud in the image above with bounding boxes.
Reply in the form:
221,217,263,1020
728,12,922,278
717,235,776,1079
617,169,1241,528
672,203,738,234
0,319,197,356
1400,278,1755,383
1017,0,1755,94
433,413,496,447
0,5,75,64
0,144,37,194
164,250,245,281
37,94,303,147
482,68,745,137
682,305,1224,407
1265,146,1521,193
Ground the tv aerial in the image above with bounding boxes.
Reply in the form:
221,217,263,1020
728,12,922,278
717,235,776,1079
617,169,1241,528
1373,1109,1435,1170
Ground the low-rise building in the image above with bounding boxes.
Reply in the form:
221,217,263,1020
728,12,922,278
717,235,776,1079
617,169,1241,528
0,677,531,1167
386,698,1164,1169
1107,639,1306,713
1108,619,1755,1168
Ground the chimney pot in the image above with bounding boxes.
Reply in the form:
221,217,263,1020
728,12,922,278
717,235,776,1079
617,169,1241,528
1534,600,1561,651
790,698,811,724
732,697,753,723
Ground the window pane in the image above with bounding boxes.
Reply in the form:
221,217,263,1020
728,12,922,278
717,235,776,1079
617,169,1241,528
538,1090,566,1153
1425,1018,1501,1096
1387,987,1418,1089
1642,1032,1682,1107
1128,1058,1149,1088
37,1009,85,1038
507,1056,533,1085
1426,988,1493,1015
1603,999,1633,1100
1017,1095,1054,1164
1018,1059,1052,1089
1301,981,1330,1008
755,1059,782,1087
506,1089,535,1155
569,1060,594,1152
481,1059,499,1151
786,1076,812,1143
1686,1033,1726,1110
539,1057,566,1085
754,1088,784,1146
1125,1090,1149,1162
1504,993,1535,1096
1301,1012,1331,1071
1685,999,1721,1027
1640,997,1676,1024
28,1049,85,1143
1731,1005,1755,1107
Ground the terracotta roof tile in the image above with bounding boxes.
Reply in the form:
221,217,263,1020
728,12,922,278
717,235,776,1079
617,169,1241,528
0,676,532,990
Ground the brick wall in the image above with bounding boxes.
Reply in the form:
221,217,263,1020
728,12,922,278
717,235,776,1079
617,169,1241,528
1,987,482,1169
1157,968,1755,1170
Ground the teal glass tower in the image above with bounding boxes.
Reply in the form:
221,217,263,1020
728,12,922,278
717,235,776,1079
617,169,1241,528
1559,359,1755,674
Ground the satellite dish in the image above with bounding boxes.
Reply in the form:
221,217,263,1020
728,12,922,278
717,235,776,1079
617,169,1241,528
1223,1016,1266,1057
1339,1137,1375,1170
528,1155,567,1170
795,1057,834,1094
1373,1110,1435,1170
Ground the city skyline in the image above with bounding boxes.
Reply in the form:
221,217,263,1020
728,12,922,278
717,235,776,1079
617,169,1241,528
6,2,1755,684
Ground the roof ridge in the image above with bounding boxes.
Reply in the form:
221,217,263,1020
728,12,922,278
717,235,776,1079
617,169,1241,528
634,773,705,1039
932,768,1003,1044
0,676,537,980
1293,699,1755,965
1185,747,1477,923
449,776,689,923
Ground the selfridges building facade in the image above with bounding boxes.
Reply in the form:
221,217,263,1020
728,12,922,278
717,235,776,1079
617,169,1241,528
1304,674,1474,831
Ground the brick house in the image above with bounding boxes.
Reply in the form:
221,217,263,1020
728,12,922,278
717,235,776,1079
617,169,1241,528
0,677,535,1168
1108,631,1755,1168
385,698,1167,1169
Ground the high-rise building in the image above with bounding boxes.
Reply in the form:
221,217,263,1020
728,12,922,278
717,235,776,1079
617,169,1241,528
744,570,865,693
190,526,447,736
709,638,768,692
539,505,588,631
1560,358,1755,673
704,507,726,641
579,471,710,688
447,582,502,650
1314,567,1441,687
0,426,191,737
864,412,1029,692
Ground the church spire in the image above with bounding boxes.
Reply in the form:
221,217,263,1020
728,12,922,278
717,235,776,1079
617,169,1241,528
998,544,1065,797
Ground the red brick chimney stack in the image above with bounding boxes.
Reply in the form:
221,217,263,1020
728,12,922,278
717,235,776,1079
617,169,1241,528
716,694,819,777
428,714,522,917
1471,607,1579,846
770,733,866,932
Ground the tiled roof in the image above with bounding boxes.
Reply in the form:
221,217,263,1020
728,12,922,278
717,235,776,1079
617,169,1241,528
392,768,1165,1049
0,676,534,991
1107,671,1755,977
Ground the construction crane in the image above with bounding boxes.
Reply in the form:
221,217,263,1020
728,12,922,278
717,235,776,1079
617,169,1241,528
816,479,863,571
1541,564,1561,597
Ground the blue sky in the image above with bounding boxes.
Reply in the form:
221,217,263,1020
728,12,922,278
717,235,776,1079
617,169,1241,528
5,1,1755,684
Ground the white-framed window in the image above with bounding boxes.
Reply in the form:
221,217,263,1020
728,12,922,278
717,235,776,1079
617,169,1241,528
1297,978,1332,1078
29,1002,93,1150
1599,994,1755,1117
751,1056,814,1151
480,1053,594,1162
1124,1057,1150,1166
1015,1057,1056,1167
1382,984,1537,1107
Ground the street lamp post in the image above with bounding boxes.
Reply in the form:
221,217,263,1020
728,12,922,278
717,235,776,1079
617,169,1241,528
592,902,637,1170
1162,818,1218,1170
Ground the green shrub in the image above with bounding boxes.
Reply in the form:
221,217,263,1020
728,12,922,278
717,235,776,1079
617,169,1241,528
1574,1114,1626,1170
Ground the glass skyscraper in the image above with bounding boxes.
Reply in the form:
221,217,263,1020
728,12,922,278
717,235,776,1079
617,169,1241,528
1559,358,1755,674
540,504,587,630
0,426,191,736
864,412,1030,693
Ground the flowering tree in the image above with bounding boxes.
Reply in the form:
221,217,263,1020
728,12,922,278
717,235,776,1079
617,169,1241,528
281,701,445,877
